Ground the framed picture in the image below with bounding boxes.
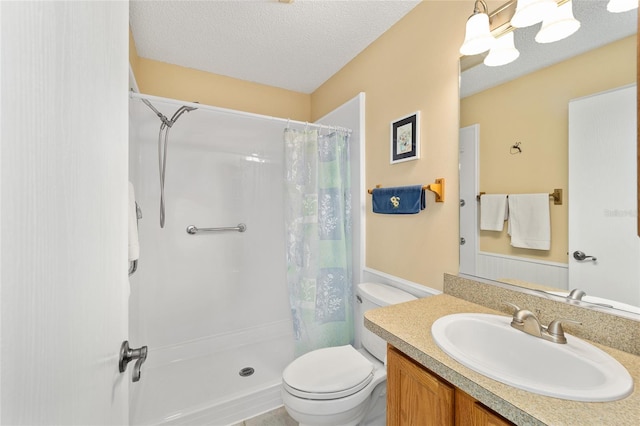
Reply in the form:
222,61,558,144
390,111,420,164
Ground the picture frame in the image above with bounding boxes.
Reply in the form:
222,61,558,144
390,111,420,164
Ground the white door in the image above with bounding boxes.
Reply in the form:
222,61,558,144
568,84,640,307
459,125,479,276
1,2,130,424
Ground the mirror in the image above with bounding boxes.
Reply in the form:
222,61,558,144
459,0,639,317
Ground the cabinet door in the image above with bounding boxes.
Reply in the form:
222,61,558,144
387,346,455,426
456,388,514,426
473,403,513,426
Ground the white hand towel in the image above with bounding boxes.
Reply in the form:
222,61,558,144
128,182,140,262
507,194,550,250
480,194,508,231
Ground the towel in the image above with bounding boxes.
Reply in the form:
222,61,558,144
480,194,508,231
128,182,140,262
372,185,425,214
507,193,550,250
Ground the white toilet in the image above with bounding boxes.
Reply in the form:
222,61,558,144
281,282,417,426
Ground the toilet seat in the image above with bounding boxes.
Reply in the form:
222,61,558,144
282,345,374,400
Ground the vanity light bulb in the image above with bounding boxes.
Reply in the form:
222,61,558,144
607,0,639,13
535,0,581,44
511,0,557,28
460,12,495,56
484,32,520,67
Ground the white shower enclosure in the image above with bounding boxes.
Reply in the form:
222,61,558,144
128,93,364,425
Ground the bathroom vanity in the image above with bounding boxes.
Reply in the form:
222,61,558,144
387,345,512,425
365,279,640,425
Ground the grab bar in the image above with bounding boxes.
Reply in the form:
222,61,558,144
129,202,143,277
186,224,247,235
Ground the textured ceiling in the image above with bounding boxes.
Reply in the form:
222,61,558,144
130,0,420,94
461,0,638,98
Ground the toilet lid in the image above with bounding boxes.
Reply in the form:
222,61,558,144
283,345,374,400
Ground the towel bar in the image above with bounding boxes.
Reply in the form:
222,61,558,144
367,178,445,203
477,189,563,205
186,224,247,235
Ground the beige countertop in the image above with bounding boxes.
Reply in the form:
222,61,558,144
364,294,640,426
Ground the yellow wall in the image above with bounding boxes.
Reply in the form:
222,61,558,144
311,1,469,289
460,35,636,263
129,28,140,80
134,57,311,121
129,28,310,121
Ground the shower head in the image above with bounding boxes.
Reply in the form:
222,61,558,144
154,102,199,228
169,105,197,125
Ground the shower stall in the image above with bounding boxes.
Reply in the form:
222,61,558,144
128,93,363,425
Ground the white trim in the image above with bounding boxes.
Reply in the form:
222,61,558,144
477,251,568,268
129,63,139,93
459,124,479,276
130,92,351,134
476,251,568,289
362,267,441,298
356,93,366,285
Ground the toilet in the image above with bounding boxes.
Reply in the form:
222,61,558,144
281,282,417,426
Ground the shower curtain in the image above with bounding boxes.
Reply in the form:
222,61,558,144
284,128,353,356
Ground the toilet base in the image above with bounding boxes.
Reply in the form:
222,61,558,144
283,382,386,426
361,387,386,426
287,404,366,426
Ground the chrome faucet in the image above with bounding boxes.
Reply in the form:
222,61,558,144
567,288,587,301
506,303,581,344
565,288,613,308
508,303,543,338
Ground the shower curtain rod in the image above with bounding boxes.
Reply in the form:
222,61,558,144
129,92,352,134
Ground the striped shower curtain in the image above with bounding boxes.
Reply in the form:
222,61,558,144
283,127,353,356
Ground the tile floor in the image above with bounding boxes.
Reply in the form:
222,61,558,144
232,406,297,426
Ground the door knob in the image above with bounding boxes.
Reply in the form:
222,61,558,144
573,251,597,262
119,340,148,382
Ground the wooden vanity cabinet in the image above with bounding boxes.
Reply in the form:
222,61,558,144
387,344,455,424
455,388,513,426
387,345,514,426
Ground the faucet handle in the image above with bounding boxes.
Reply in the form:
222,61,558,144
546,318,582,344
504,302,521,322
504,302,520,312
504,302,535,324
504,302,523,316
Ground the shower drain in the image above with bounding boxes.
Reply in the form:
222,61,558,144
239,367,255,377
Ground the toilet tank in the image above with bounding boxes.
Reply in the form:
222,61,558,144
357,283,417,362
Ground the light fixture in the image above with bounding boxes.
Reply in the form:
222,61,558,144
535,0,581,44
484,31,520,66
607,0,639,13
460,0,495,56
511,0,557,28
461,0,633,68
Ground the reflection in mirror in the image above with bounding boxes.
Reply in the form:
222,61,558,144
459,0,639,316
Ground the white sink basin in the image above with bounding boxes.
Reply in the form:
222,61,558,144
431,313,633,401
